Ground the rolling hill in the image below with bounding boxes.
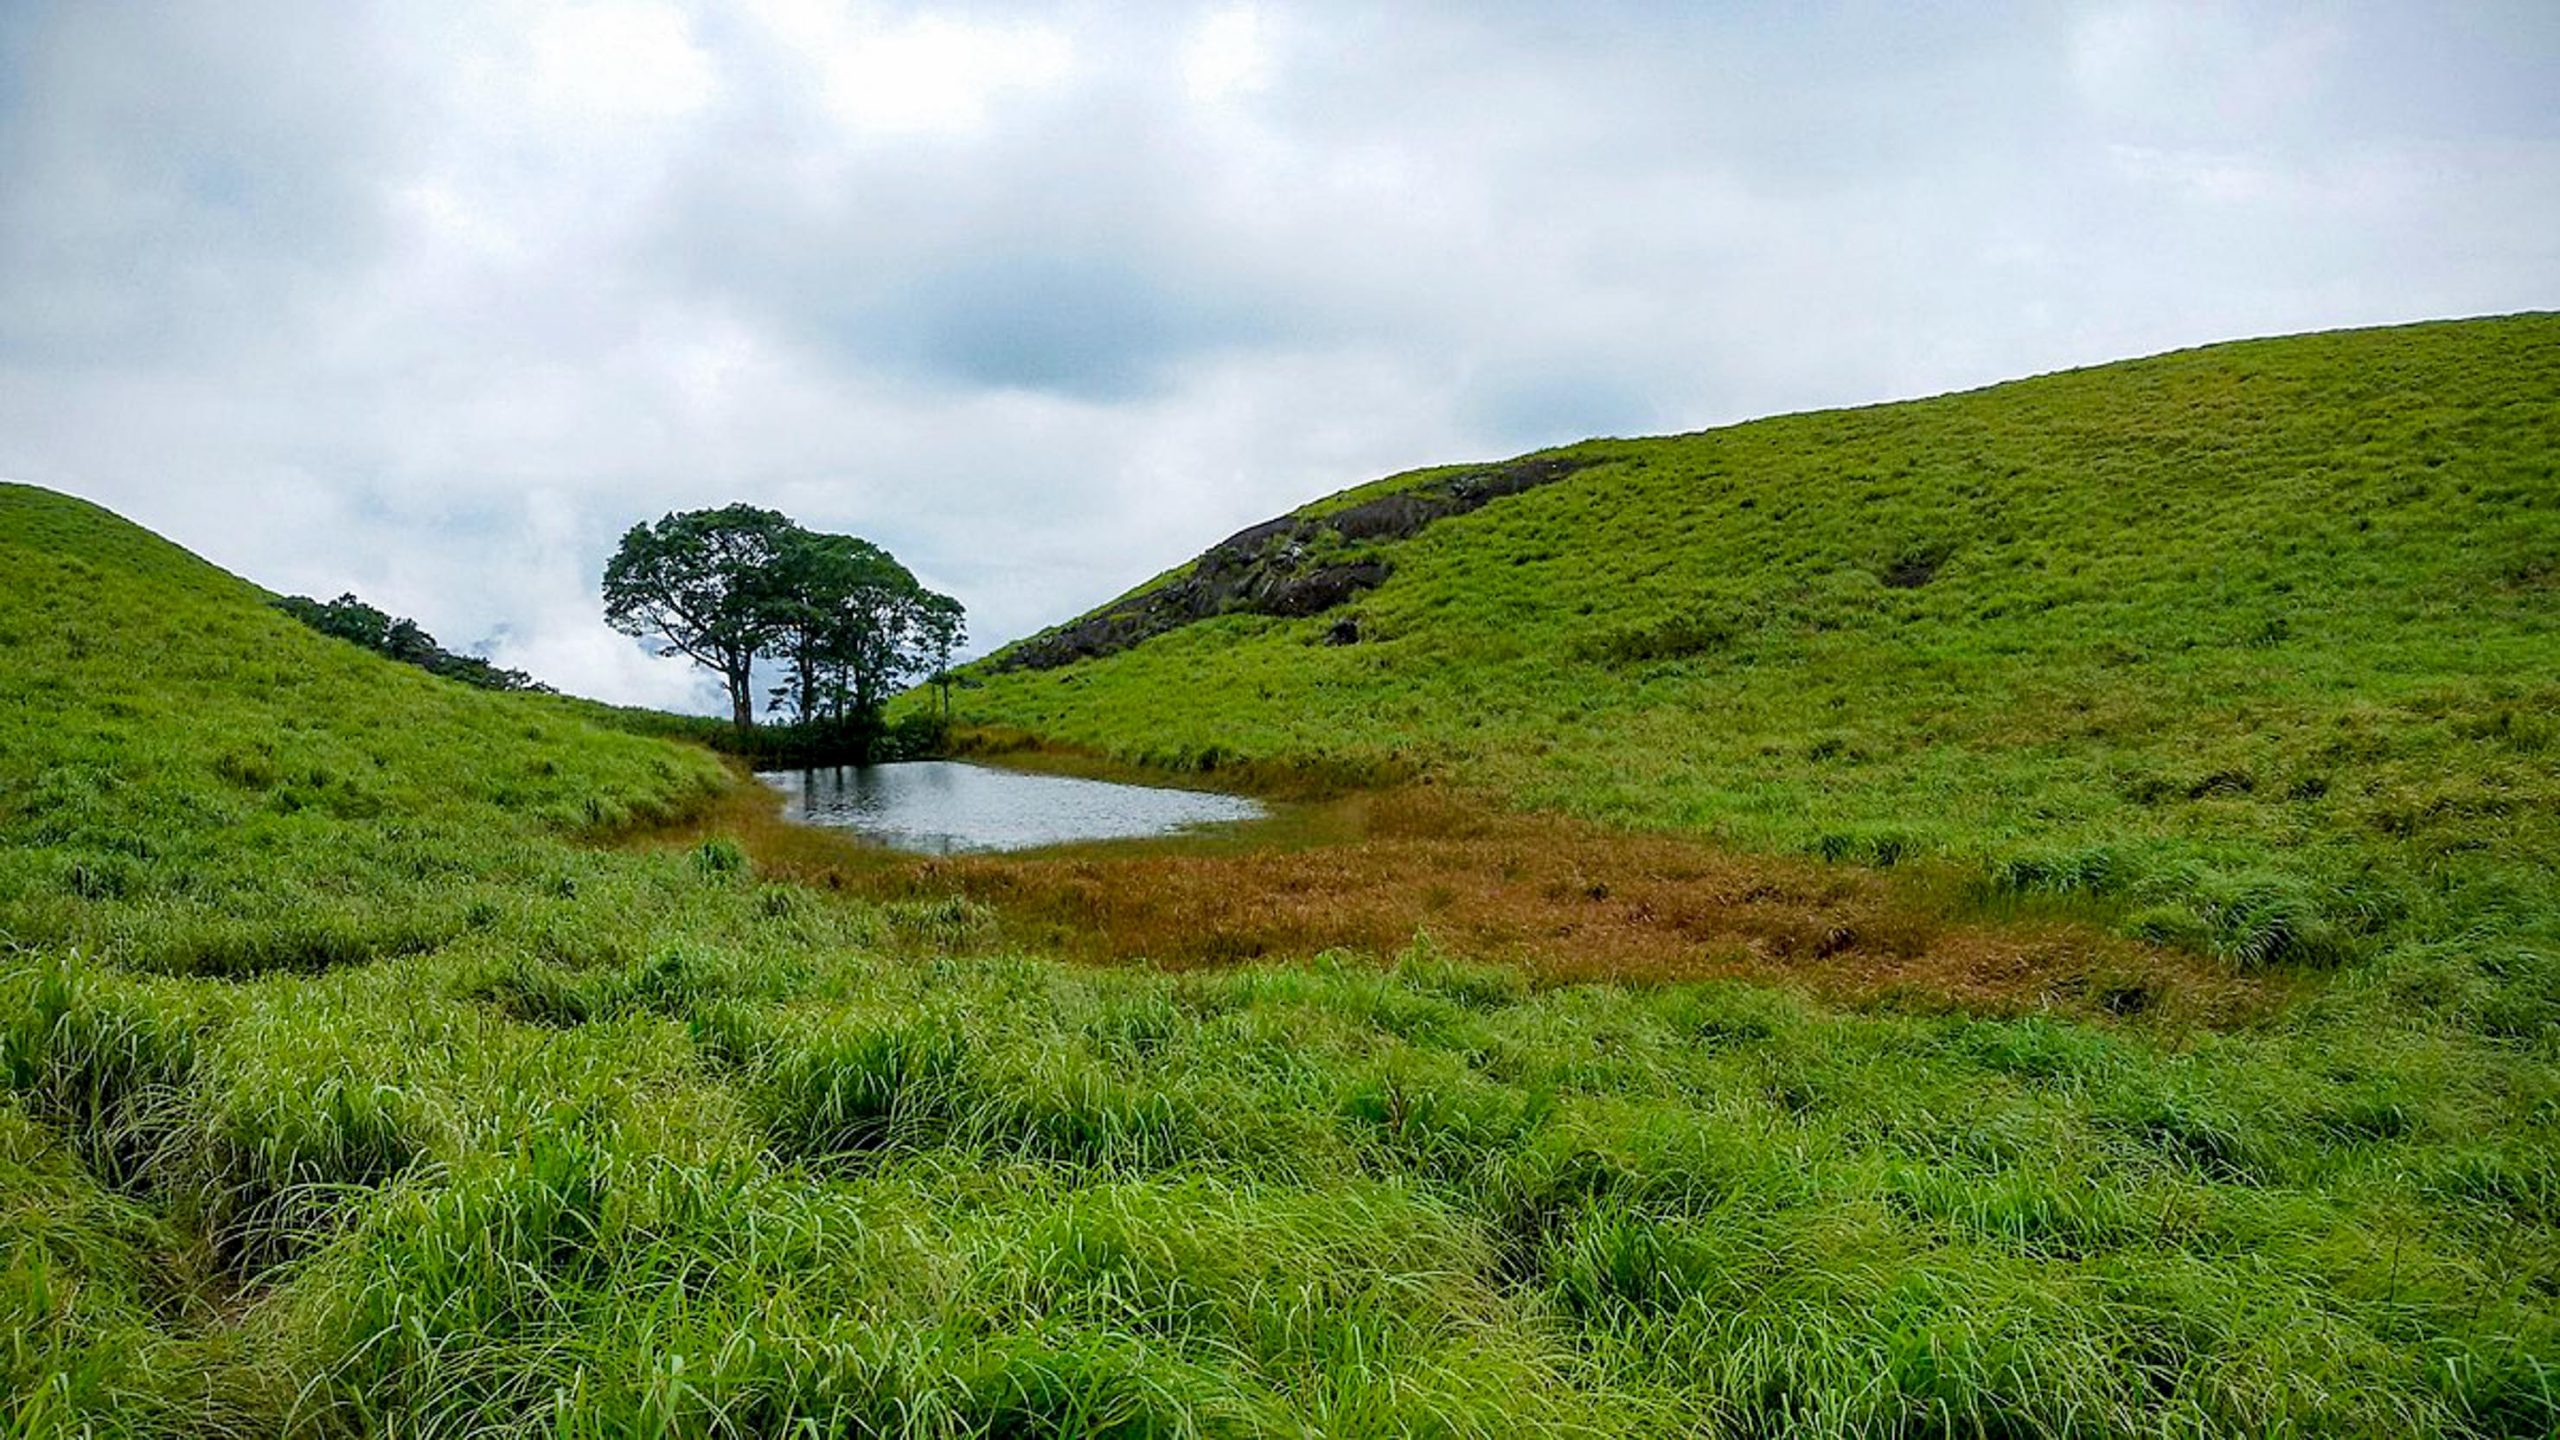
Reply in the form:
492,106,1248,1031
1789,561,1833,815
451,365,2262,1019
958,315,2560,988
0,486,730,977
2,313,2557,1437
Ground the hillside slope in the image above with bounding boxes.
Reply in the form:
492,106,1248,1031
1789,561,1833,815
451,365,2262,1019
3,415,2557,1434
958,315,2560,977
0,484,729,974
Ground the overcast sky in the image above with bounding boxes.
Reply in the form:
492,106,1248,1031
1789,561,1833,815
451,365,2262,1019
4,2,2554,710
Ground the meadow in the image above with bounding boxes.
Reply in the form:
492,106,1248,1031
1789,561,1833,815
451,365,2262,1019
959,317,2560,1003
2,314,2556,1439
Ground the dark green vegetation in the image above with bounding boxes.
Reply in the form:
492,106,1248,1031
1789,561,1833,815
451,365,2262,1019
605,504,961,751
272,592,550,694
2,314,2556,1439
558,695,953,771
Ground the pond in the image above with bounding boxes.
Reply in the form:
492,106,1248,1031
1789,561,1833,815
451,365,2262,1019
760,760,1267,855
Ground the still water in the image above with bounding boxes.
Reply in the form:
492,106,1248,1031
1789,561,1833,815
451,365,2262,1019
760,761,1266,854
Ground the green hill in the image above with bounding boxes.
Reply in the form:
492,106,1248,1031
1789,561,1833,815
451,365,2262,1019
0,485,730,976
3,308,2558,1440
959,315,2560,984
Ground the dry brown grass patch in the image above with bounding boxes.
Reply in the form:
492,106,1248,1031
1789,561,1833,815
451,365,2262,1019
642,776,2284,1025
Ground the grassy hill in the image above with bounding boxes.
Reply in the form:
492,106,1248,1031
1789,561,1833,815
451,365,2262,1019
0,486,731,977
3,302,2559,1440
958,316,2560,992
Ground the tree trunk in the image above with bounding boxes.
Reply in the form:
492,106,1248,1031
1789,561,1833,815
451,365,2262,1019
727,658,754,733
793,633,817,724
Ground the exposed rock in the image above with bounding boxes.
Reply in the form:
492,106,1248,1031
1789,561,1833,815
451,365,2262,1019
1328,491,1457,542
993,452,1606,671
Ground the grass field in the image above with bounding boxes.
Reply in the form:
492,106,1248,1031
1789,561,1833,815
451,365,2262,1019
958,318,2560,999
5,315,2559,1438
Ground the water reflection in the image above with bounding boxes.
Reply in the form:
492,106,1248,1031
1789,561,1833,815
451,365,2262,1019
760,760,1265,854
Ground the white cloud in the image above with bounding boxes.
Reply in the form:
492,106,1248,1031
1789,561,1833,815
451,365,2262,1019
1184,5,1272,105
525,3,717,121
1,1,2553,714
742,2,1075,136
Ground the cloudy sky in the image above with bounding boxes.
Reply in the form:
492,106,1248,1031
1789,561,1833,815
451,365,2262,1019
4,2,2554,710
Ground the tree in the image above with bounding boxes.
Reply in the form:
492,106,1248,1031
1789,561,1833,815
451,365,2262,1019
766,529,916,729
383,617,438,668
915,590,965,719
272,592,549,692
602,504,964,753
766,531,964,754
602,504,797,732
277,592,394,652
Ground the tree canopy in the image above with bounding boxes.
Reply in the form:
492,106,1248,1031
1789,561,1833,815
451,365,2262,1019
602,505,960,752
602,504,797,731
273,591,549,692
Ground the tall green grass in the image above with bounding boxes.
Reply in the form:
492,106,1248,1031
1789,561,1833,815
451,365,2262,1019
5,315,2560,1439
5,930,2553,1435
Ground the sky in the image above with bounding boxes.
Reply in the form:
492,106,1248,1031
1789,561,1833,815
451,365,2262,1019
3,1,2555,712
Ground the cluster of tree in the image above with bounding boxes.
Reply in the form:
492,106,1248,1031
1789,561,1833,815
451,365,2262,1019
273,592,551,692
603,504,963,755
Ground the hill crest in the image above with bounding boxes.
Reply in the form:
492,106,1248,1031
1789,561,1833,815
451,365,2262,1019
950,313,2560,973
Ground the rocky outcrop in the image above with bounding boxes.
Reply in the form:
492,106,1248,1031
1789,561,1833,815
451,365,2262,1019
993,453,1604,671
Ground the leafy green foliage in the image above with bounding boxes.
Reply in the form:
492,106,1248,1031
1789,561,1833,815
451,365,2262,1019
271,591,549,692
603,503,801,731
562,697,955,768
603,504,963,754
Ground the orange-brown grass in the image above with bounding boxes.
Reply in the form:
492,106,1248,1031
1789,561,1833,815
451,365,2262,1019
648,775,2283,1026
617,762,906,881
